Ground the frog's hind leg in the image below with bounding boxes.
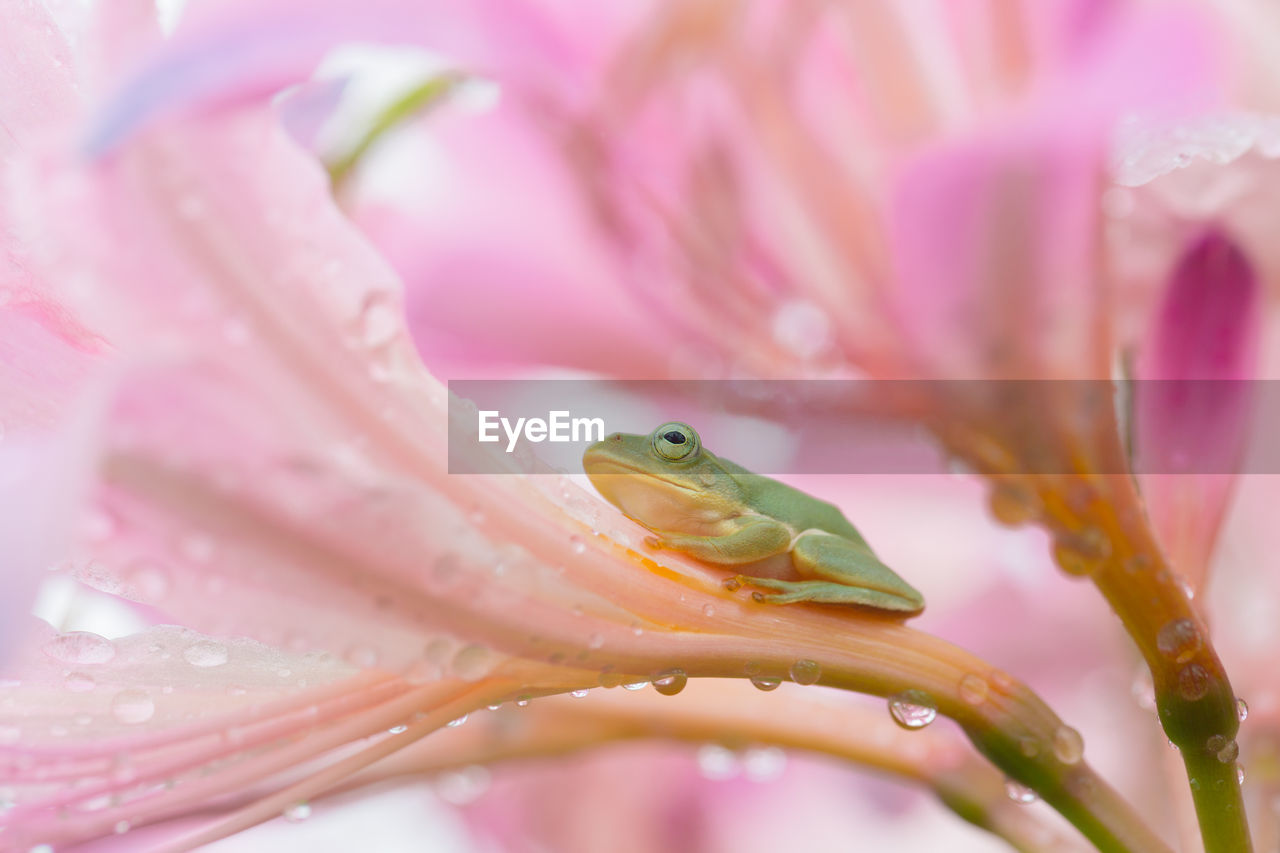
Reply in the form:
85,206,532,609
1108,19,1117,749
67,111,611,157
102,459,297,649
783,533,925,614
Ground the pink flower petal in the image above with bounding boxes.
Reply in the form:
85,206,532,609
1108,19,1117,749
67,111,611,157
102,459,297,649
1135,229,1259,589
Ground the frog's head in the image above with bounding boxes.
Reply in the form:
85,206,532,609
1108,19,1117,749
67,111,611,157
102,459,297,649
584,422,744,532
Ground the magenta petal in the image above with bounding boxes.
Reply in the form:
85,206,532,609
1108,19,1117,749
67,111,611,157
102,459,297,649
1135,230,1259,584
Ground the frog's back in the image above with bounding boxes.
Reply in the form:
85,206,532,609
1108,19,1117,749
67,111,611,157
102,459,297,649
717,456,867,543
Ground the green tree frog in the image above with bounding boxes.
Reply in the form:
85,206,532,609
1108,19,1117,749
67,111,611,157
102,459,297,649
583,422,925,615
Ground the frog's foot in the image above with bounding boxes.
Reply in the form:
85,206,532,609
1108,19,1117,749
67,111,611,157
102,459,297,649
740,576,924,612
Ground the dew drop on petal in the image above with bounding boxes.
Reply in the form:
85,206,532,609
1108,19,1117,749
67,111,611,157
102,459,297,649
110,689,155,725
701,603,716,617
959,673,989,705
514,697,530,707
64,672,96,693
43,632,116,665
652,670,687,696
570,689,590,699
183,641,229,668
1156,619,1202,663
114,820,131,835
1237,698,1249,722
569,535,586,555
888,690,937,730
771,298,831,360
587,633,605,650
1005,779,1039,803
451,645,495,682
446,714,468,728
355,291,401,349
789,659,821,686
750,676,781,692
283,802,311,822
388,725,408,734
1052,726,1084,765
121,558,171,601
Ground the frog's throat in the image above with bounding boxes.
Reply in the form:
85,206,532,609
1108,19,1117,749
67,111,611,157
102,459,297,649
585,460,699,493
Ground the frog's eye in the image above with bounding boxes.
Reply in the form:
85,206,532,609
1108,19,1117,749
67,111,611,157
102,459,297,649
652,422,700,461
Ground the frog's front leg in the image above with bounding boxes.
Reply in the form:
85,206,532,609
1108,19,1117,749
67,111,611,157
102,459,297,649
747,533,925,614
648,516,791,565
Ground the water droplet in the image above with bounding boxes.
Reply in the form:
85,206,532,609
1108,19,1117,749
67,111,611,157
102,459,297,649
958,673,989,705
1053,726,1084,764
1206,735,1239,763
64,672,96,693
43,632,116,665
722,576,742,592
771,298,832,360
570,689,590,699
587,633,605,650
1237,698,1249,722
888,690,937,730
451,645,495,682
355,291,401,349
696,744,739,780
1018,737,1040,758
701,603,716,617
284,802,311,822
1052,528,1111,576
388,725,408,734
750,675,781,692
114,820,131,834
514,697,530,707
742,746,787,781
1237,764,1245,785
988,482,1038,526
183,641,229,668
446,714,469,728
121,558,171,601
1177,663,1211,701
622,681,648,691
1005,779,1039,803
788,659,822,686
110,689,155,725
569,535,587,555
652,669,688,696
1156,619,1202,663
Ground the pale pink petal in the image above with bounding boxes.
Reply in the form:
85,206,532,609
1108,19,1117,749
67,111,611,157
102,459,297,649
886,7,1218,380
84,0,595,153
